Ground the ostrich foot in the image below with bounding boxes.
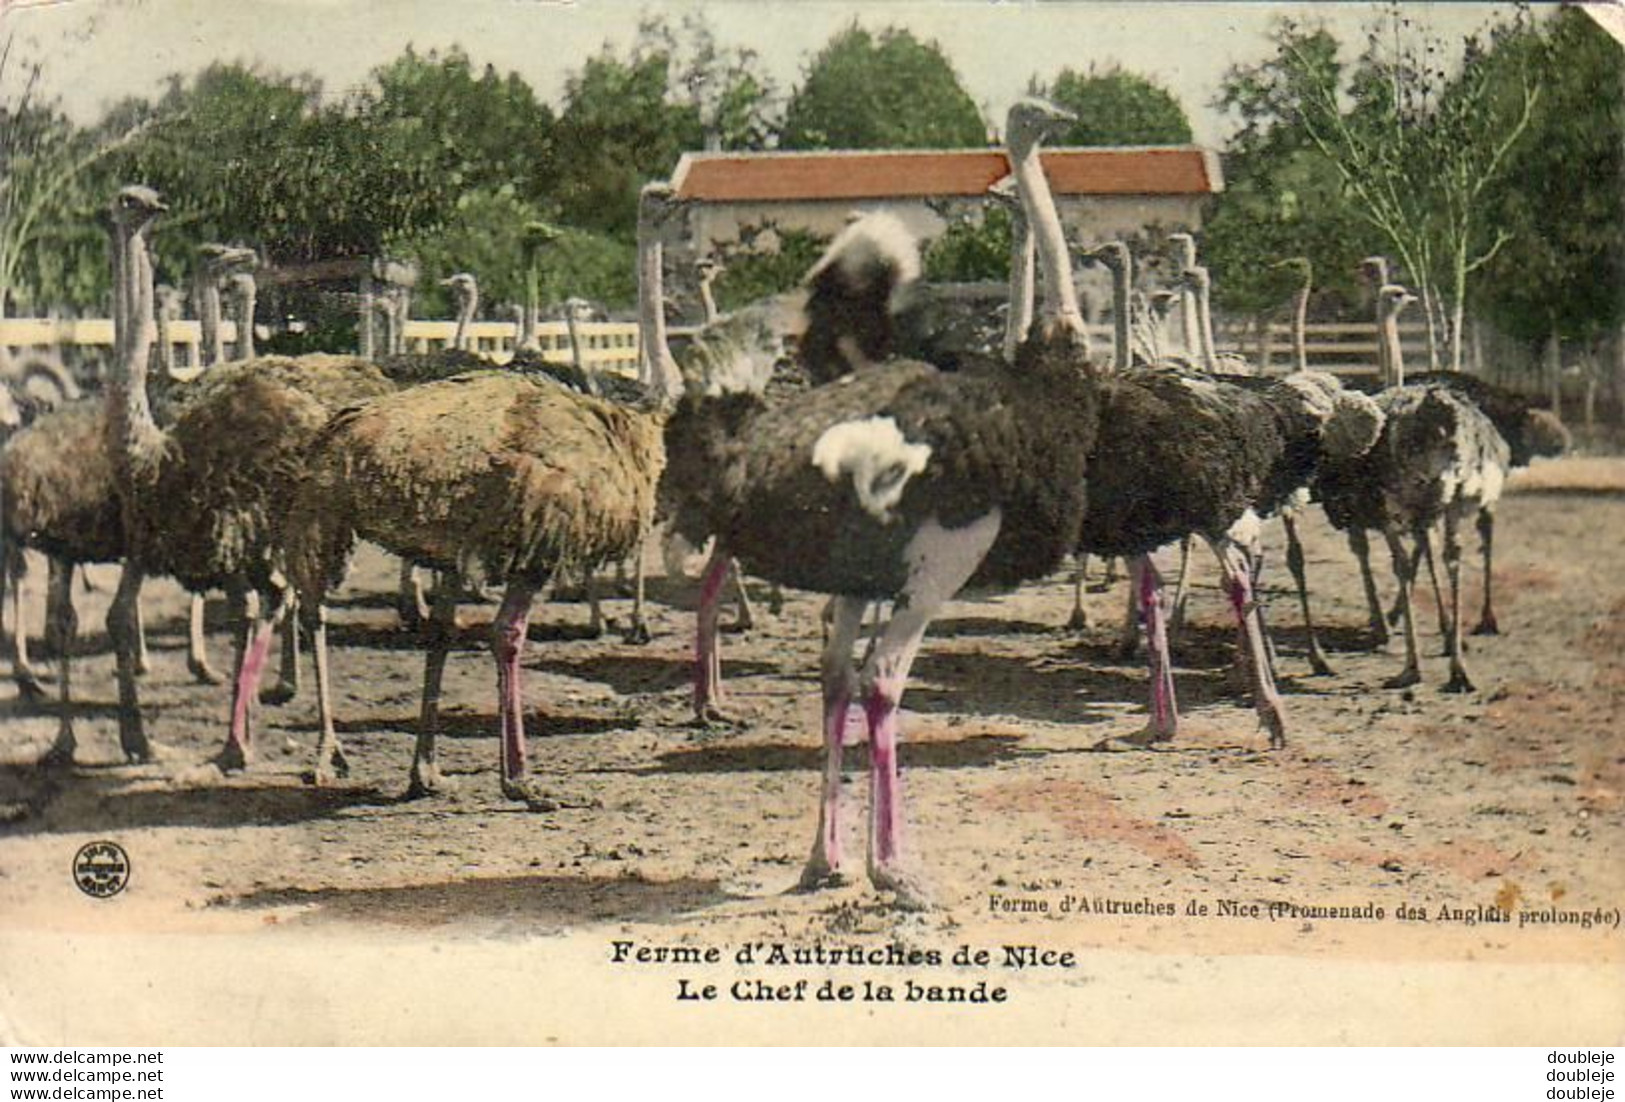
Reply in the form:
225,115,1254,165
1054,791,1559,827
215,740,251,774
259,681,297,706
1367,622,1390,649
1383,668,1422,691
796,854,848,894
15,673,48,704
622,619,653,646
1472,615,1500,637
868,863,935,912
721,616,752,635
1065,607,1091,632
766,589,785,616
1305,646,1335,677
500,776,600,812
406,763,453,800
1258,708,1287,751
134,653,152,678
307,746,350,787
1113,637,1139,662
37,735,75,770
1092,724,1176,752
1441,669,1476,695
187,657,224,686
690,702,747,731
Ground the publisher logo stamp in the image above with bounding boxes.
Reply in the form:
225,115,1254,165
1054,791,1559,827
73,840,130,899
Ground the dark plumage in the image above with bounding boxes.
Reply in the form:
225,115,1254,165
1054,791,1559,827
660,98,1099,906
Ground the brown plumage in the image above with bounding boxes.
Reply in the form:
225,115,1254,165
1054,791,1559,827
282,369,665,803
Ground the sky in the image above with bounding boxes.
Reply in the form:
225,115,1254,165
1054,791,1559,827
1,0,1527,147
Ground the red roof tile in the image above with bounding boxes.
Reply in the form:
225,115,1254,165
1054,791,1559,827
672,147,1221,202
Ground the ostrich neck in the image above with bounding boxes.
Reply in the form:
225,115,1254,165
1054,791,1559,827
155,304,174,378
109,224,166,486
565,312,584,371
698,280,719,326
1111,255,1132,370
451,289,474,349
194,272,222,366
1292,283,1310,374
637,220,681,401
1383,309,1406,388
1002,210,1035,363
1010,142,1084,336
1195,276,1218,371
233,285,256,360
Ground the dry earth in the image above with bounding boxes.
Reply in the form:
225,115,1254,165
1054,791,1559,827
0,456,1620,1044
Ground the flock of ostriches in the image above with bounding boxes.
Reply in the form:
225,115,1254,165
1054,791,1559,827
0,101,1571,909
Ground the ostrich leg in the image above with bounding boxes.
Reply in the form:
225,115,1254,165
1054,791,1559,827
621,535,654,645
493,580,590,810
726,558,756,633
408,577,460,797
800,595,864,892
1382,529,1423,689
1416,527,1450,647
1472,506,1499,635
692,546,733,726
1109,554,1178,746
1346,528,1388,647
1114,576,1140,660
1065,559,1090,630
38,563,78,767
308,604,348,785
187,593,223,685
221,587,288,771
132,593,151,676
1168,534,1196,633
1282,512,1334,675
1211,538,1287,748
9,551,45,701
260,603,301,704
107,563,153,762
860,516,998,910
397,561,429,630
1440,513,1476,693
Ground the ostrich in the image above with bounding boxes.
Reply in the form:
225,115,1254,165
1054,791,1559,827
282,358,669,807
1079,242,1383,744
91,185,394,767
192,244,257,367
661,99,1102,906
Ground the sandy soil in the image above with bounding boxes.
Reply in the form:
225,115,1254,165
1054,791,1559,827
0,456,1620,1044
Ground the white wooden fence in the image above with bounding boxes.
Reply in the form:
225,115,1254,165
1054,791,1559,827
1,315,1423,382
0,317,643,380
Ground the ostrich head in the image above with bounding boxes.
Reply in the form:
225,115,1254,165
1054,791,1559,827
439,272,479,307
986,174,1021,211
109,185,167,233
1082,240,1131,274
1178,263,1212,299
563,296,594,323
1516,408,1572,466
155,284,185,322
1377,283,1416,323
1149,289,1180,321
695,257,722,283
1004,98,1075,161
1359,255,1391,291
638,182,689,231
1166,232,1198,270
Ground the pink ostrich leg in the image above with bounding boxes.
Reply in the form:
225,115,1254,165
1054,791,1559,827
801,596,865,890
860,601,937,912
692,546,732,724
1212,539,1287,748
1131,554,1179,740
493,582,538,795
222,594,291,770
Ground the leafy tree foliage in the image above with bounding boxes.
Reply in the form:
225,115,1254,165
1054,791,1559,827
923,204,1014,283
1475,7,1624,347
708,224,830,311
780,25,986,150
1030,65,1193,146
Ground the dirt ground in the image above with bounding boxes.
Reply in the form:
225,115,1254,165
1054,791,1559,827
0,457,1621,1044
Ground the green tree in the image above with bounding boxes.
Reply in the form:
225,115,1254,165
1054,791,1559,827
1475,8,1623,349
0,40,158,314
1030,65,1193,146
1204,27,1368,318
780,25,986,150
359,46,557,207
923,204,1014,283
709,224,830,310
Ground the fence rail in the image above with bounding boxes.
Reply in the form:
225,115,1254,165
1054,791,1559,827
0,314,1428,383
0,318,644,379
